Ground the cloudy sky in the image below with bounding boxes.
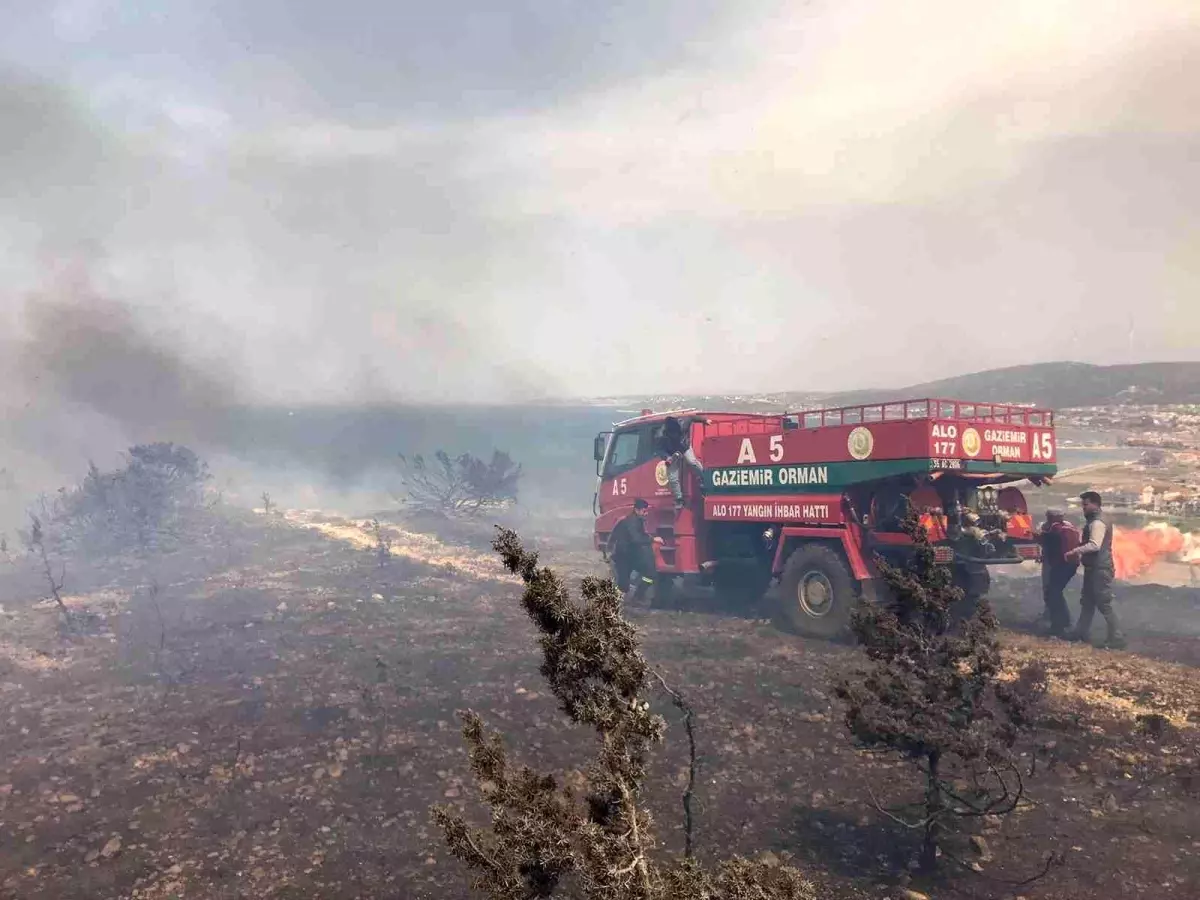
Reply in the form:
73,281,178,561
2,0,1198,404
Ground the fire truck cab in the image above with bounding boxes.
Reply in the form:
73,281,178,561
593,399,1056,638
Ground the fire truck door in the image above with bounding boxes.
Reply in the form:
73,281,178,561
599,423,664,513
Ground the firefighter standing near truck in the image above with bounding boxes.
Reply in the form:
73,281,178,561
659,416,705,513
1065,491,1127,650
606,499,663,604
1036,508,1080,638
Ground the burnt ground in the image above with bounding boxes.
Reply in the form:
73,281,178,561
0,509,1199,900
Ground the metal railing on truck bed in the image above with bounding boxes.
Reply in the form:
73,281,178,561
697,413,782,438
783,398,1054,430
700,399,1054,439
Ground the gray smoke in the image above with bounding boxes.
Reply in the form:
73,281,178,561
14,282,239,443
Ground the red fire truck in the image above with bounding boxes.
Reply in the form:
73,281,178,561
593,399,1056,638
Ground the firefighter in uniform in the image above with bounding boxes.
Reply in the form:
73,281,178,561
659,417,705,513
606,498,662,604
1065,491,1127,650
1036,508,1079,638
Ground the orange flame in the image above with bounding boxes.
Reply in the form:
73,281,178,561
1112,523,1189,580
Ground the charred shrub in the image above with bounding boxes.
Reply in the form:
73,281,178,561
397,449,521,518
432,528,817,900
48,443,212,554
835,510,1048,874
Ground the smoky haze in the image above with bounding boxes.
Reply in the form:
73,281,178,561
3,11,1200,897
1,1,1198,407
2,1,1200,522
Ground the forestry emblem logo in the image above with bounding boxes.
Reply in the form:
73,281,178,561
655,460,670,487
847,426,874,461
962,427,982,458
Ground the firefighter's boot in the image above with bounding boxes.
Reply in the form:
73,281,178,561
1102,612,1127,651
623,570,654,607
1069,606,1096,644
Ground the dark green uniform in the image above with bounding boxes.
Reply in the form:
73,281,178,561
608,513,656,602
1072,512,1125,648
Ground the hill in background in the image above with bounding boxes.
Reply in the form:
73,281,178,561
598,361,1200,413
819,361,1200,409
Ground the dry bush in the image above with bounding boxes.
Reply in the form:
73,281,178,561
26,514,70,627
432,528,818,900
396,449,521,518
118,581,195,704
35,443,212,555
835,510,1050,873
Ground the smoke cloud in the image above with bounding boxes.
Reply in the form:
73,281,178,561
2,1,1198,406
14,278,239,443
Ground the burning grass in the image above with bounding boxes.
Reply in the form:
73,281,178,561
281,510,518,583
1113,523,1200,580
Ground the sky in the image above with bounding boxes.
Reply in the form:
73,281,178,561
1,0,1199,406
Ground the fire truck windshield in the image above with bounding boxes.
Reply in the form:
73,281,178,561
604,430,644,475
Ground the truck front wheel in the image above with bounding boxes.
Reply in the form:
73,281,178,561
776,543,857,640
652,573,678,609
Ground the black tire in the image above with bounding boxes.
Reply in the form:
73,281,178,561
775,542,857,640
652,573,678,609
712,561,773,611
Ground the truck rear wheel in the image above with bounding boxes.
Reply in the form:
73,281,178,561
776,543,857,640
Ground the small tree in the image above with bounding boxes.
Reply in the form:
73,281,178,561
120,443,211,545
397,449,521,517
26,515,71,627
52,443,211,553
835,510,1048,873
432,528,817,900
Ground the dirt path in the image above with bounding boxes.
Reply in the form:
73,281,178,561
0,510,1198,899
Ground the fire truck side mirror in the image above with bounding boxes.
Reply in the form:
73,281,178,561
783,416,800,430
594,433,609,463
